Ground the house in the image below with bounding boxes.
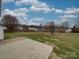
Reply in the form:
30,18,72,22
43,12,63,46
28,25,38,32
17,24,29,31
28,25,43,32
0,25,6,40
55,26,68,32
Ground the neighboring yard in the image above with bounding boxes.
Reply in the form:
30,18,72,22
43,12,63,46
4,32,79,59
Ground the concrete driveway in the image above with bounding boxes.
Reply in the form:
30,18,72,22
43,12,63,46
0,37,53,59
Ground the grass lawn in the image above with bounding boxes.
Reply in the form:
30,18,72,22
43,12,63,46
4,32,79,59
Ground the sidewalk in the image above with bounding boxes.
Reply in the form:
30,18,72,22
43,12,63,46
0,37,53,59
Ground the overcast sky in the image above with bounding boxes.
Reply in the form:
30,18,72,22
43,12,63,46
2,0,79,26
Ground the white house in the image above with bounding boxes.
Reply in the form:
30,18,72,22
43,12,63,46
0,25,6,40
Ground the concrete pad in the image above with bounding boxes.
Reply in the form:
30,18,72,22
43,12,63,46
0,37,53,59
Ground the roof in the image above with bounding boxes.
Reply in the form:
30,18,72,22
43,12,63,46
0,25,6,29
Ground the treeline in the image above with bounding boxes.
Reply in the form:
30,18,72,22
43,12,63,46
0,14,79,33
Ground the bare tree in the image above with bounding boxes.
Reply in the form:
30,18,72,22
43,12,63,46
61,21,69,28
47,21,55,35
1,14,19,32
